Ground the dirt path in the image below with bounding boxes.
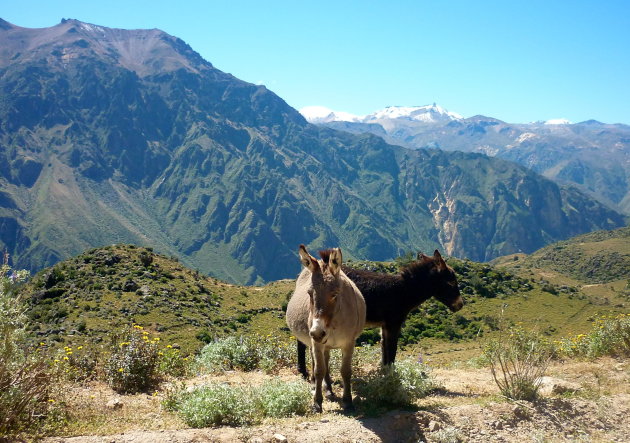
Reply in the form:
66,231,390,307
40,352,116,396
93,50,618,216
43,359,630,442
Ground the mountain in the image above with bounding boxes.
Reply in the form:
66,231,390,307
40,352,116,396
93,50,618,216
497,226,630,285
307,106,630,215
0,19,625,284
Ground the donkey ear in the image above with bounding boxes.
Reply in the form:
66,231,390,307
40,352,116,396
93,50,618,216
299,244,319,273
433,249,447,270
328,248,342,275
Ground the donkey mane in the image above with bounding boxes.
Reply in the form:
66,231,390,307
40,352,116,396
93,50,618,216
400,257,436,281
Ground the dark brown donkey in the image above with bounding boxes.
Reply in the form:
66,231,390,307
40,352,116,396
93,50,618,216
296,249,463,377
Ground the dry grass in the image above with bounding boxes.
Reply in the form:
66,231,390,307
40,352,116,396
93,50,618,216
54,381,185,437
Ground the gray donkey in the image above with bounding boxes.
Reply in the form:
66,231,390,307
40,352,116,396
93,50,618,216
286,245,366,412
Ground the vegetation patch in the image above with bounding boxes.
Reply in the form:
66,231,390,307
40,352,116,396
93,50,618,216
354,359,435,414
555,313,630,359
164,378,312,427
484,327,553,401
195,334,295,374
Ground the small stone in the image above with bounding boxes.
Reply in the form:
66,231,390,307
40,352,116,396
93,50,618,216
273,434,287,442
428,420,441,432
539,376,581,396
106,398,123,410
493,421,503,430
250,438,263,443
513,405,528,419
320,418,329,423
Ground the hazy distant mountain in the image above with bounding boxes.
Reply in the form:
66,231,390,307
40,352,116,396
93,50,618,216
303,105,630,214
0,19,624,284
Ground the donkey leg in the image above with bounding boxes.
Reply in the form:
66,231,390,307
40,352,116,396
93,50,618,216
382,323,402,365
297,340,309,380
323,348,336,400
311,343,326,413
340,343,355,411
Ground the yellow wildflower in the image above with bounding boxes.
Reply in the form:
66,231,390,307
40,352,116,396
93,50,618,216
77,346,83,350
118,368,124,372
166,345,172,348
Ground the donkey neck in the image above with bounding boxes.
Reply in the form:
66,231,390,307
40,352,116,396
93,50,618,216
398,263,438,310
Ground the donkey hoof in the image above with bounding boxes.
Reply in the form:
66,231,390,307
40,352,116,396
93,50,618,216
312,402,323,413
342,401,355,412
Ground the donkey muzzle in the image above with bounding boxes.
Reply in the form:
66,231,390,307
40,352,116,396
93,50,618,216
309,319,328,343
449,296,464,312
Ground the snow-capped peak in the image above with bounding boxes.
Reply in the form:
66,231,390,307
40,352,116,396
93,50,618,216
365,104,463,122
299,106,361,124
544,118,572,125
300,103,462,124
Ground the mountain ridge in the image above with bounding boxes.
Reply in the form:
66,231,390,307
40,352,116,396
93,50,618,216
302,105,630,215
0,19,625,284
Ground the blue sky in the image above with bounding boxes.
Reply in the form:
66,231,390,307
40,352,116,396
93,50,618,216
3,0,629,124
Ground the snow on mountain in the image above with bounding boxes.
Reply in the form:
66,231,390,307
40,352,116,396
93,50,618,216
545,118,572,125
299,106,361,123
364,104,463,123
300,103,462,124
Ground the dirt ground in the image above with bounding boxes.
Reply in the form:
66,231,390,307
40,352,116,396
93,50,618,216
43,359,629,443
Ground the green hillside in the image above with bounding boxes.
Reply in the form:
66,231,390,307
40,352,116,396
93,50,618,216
24,244,293,353
21,240,628,358
501,226,630,284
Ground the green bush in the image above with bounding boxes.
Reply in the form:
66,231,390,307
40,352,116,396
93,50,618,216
52,344,97,382
555,313,630,359
484,327,552,401
164,378,311,427
104,325,160,393
355,359,434,413
196,335,294,374
158,345,191,378
1,263,56,435
256,378,311,418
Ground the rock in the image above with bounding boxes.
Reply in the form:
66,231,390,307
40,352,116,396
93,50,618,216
273,434,287,442
106,398,123,410
539,376,581,395
428,420,441,432
123,279,139,292
320,418,329,423
492,420,503,430
513,405,528,420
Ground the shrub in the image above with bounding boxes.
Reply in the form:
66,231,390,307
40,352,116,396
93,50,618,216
196,335,294,374
158,345,190,378
52,344,97,381
104,325,160,393
355,359,434,413
555,314,630,359
164,378,311,427
484,327,552,401
256,378,311,418
1,263,56,435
